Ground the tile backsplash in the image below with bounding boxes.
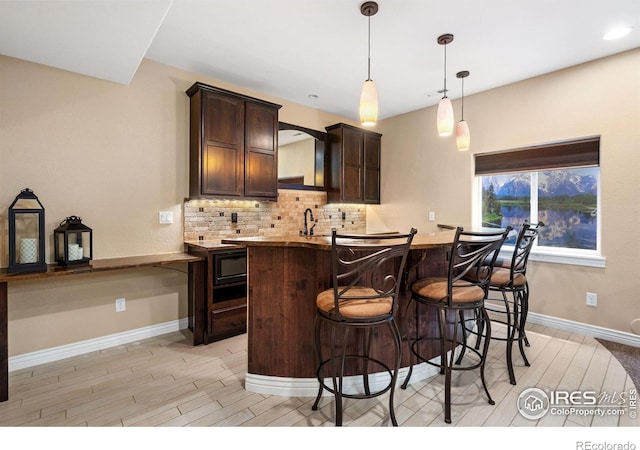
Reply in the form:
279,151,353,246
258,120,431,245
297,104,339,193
184,190,366,242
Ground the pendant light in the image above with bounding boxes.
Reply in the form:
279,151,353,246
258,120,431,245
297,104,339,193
456,70,470,151
359,1,379,127
436,33,454,137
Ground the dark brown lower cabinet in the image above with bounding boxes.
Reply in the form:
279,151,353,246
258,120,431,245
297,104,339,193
187,245,247,344
210,283,247,342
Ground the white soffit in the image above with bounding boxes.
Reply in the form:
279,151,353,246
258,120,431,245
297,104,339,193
0,0,173,85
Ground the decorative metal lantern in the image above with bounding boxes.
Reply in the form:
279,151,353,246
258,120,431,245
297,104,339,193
7,188,47,274
54,216,93,266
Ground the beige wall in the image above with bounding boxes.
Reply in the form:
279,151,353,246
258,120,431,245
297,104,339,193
370,48,640,335
2,48,638,357
0,56,357,356
278,138,316,185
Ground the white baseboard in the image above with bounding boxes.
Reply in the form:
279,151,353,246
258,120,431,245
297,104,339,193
527,312,640,347
8,318,189,372
8,312,639,373
245,360,442,398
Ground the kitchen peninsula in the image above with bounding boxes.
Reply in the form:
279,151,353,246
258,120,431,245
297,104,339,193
221,230,456,396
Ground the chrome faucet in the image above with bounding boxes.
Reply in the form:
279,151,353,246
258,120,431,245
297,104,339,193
303,208,315,236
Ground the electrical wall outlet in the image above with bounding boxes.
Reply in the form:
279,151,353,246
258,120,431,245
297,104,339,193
428,211,436,221
586,292,597,307
115,297,126,312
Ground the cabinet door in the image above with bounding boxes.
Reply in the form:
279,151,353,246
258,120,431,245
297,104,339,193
326,123,381,204
363,133,381,204
202,91,245,197
244,102,278,199
342,126,364,202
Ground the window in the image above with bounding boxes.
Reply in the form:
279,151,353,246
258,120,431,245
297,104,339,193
473,137,604,267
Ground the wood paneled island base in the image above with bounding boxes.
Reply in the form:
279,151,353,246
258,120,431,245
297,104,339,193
222,232,456,396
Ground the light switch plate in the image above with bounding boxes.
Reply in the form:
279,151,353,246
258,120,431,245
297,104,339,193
159,211,173,224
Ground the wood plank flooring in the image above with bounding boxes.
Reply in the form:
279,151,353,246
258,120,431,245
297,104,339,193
1,322,637,437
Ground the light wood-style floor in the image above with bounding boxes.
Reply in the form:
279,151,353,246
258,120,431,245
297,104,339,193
1,322,637,430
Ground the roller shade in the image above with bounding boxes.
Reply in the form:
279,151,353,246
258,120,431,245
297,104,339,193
475,136,600,175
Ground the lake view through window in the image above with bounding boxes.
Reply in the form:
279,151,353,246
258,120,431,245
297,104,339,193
480,167,599,250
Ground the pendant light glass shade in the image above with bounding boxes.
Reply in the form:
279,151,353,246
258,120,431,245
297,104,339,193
360,79,378,126
456,120,470,151
359,2,379,127
437,97,454,136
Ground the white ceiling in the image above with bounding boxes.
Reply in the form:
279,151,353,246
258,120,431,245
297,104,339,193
1,0,638,122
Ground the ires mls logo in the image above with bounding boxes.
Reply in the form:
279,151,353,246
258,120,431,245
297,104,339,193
518,387,550,420
517,387,637,420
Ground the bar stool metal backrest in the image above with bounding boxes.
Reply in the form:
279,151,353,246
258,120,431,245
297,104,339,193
447,229,511,303
312,227,417,426
508,221,545,278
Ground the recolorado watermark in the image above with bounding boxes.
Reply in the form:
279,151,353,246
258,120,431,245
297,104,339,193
576,443,636,450
517,387,637,420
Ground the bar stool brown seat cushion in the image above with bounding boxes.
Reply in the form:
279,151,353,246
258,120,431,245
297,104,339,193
489,267,527,287
316,287,392,318
412,277,485,304
464,267,526,288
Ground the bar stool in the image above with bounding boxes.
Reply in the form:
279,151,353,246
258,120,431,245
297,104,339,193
401,226,510,424
312,228,416,426
474,221,544,385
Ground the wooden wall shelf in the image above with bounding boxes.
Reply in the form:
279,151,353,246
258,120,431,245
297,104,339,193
0,252,203,282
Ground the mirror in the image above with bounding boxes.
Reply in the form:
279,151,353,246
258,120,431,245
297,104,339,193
278,122,326,190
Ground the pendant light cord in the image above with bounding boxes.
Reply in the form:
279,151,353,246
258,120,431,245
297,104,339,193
456,70,469,120
461,75,464,119
367,15,372,81
443,43,447,98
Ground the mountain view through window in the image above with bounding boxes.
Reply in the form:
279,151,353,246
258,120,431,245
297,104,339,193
480,167,598,250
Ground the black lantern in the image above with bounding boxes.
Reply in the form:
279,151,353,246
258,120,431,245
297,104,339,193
7,188,47,274
54,216,93,266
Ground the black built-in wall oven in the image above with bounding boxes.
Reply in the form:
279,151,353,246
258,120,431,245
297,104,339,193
213,249,247,285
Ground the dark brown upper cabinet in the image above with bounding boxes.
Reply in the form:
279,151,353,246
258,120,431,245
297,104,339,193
325,123,381,204
186,82,282,201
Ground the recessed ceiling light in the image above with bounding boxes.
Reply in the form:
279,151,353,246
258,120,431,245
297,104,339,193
308,94,318,100
425,89,445,97
603,26,632,40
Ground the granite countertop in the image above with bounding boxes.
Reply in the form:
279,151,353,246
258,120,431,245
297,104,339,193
220,230,457,250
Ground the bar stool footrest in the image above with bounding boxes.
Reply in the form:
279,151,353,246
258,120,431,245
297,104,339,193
316,354,395,399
